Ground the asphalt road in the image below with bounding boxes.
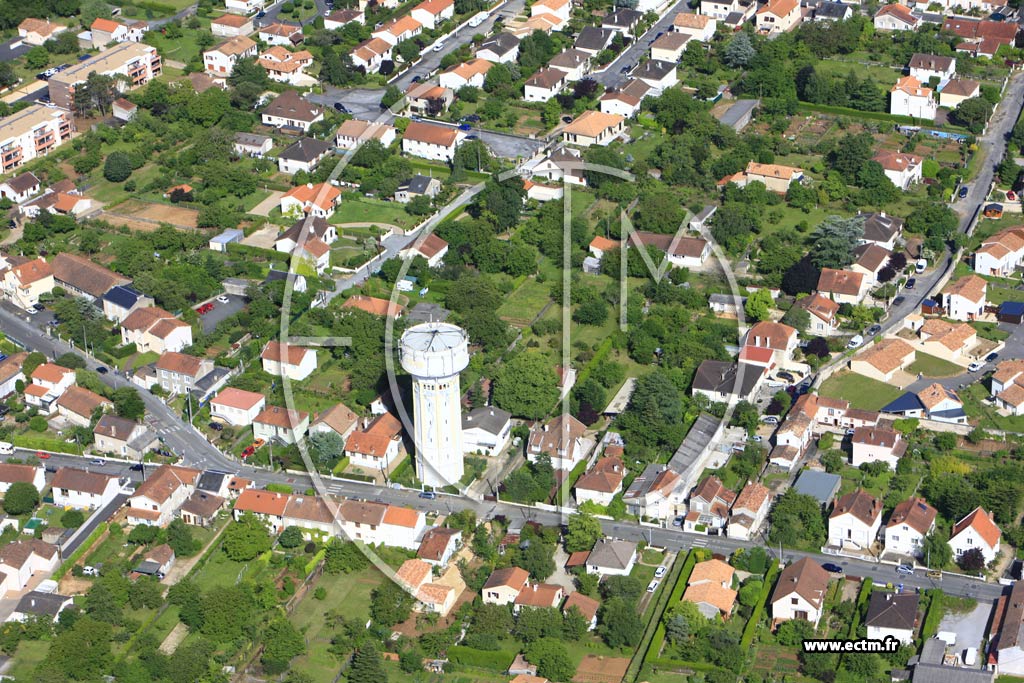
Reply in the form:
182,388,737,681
0,37,29,63
593,0,692,90
387,0,527,91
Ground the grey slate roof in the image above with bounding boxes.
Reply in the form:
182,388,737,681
586,539,636,570
407,302,450,323
691,360,761,398
462,407,512,435
574,26,615,51
278,137,332,163
102,285,143,309
14,591,71,617
632,59,676,80
792,470,842,505
479,32,519,56
667,412,719,477
865,592,918,631
399,174,436,195
197,471,227,493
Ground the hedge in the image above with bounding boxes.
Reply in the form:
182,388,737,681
644,657,731,673
554,457,589,505
574,336,614,387
919,589,944,642
796,102,971,133
643,549,698,666
739,559,780,650
304,548,326,576
108,343,138,359
12,434,83,455
446,646,516,672
55,522,109,579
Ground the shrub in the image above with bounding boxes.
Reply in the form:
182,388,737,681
103,152,133,183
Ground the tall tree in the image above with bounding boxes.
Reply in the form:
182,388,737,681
565,512,602,553
809,215,864,269
349,644,388,683
493,353,560,419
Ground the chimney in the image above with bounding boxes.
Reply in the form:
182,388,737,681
306,183,313,189
543,423,549,432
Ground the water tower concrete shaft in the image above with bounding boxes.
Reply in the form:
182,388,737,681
399,322,470,488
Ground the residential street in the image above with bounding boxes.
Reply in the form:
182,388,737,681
593,0,692,90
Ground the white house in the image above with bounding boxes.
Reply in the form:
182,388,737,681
585,539,637,577
770,557,830,627
795,293,839,337
55,385,111,428
335,119,396,150
872,150,923,190
574,456,625,507
561,111,625,147
524,68,567,103
344,413,403,470
203,35,258,77
258,22,302,46
225,0,264,13
258,47,315,86
531,0,571,23
25,363,75,414
528,414,589,471
51,467,121,510
827,489,882,551
276,137,331,175
279,182,341,219
210,387,266,427
261,341,317,381
687,475,736,531
253,406,309,445
126,464,200,527
948,506,1001,565
630,59,678,91
438,58,492,90
548,49,591,83
942,275,987,321
324,8,365,30
0,540,59,592
817,268,868,305
261,90,324,132
865,592,919,645
673,12,717,41
461,406,512,457
884,497,937,559
417,527,462,567
974,227,1024,277
874,4,918,31
0,172,41,205
410,0,454,30
727,481,771,541
908,54,956,83
477,33,520,63
890,76,936,120
0,464,44,496
211,13,254,37
399,232,449,267
756,0,801,35
371,15,423,46
352,38,393,72
402,121,464,162
851,426,906,471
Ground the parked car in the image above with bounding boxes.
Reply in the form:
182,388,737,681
419,491,437,499
654,566,667,578
32,303,45,311
646,580,659,593
458,123,472,131
82,566,99,577
986,352,999,363
847,334,864,349
893,296,905,306
432,41,446,52
36,451,50,459
96,367,108,374
672,515,684,527
761,416,779,424
776,371,795,382
867,324,881,336
466,134,478,140
905,278,916,290
896,564,914,576
208,422,224,431
958,185,969,199
216,295,229,304
821,562,843,574
252,438,266,449
561,116,573,124
0,353,7,363
968,361,982,372
333,102,350,113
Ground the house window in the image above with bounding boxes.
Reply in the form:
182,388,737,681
791,598,798,605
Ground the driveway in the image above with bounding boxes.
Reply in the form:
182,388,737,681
248,190,284,217
937,599,994,652
0,38,29,63
196,293,248,334
242,224,280,249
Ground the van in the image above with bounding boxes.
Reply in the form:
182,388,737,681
0,442,12,455
847,334,864,349
468,11,488,26
916,259,927,273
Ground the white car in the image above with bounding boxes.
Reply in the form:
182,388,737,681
433,41,446,52
968,361,982,372
654,566,667,579
216,295,230,304
646,580,660,593
847,334,864,349
82,566,99,577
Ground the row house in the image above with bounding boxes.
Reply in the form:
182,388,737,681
337,499,425,549
234,488,336,535
623,463,685,518
726,481,771,540
51,253,129,303
0,105,74,174
48,43,161,110
120,306,192,354
685,475,736,532
884,496,936,559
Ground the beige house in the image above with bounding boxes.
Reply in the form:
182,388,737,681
794,293,839,337
918,319,977,361
18,18,65,46
720,161,804,194
939,79,980,108
481,566,530,605
120,306,193,354
94,414,158,460
2,258,54,310
561,111,626,147
851,243,892,286
849,338,915,382
756,0,801,35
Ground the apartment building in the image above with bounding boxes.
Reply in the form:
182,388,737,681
0,105,74,174
48,43,162,111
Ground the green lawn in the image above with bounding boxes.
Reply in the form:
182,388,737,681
191,547,267,589
814,58,902,86
497,277,552,325
7,639,50,680
289,567,384,681
819,371,906,410
962,382,1024,432
972,321,1010,342
333,196,417,230
907,352,964,378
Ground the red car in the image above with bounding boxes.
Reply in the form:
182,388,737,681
36,451,50,459
195,302,215,314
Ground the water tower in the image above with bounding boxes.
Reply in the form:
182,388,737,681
399,322,470,488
